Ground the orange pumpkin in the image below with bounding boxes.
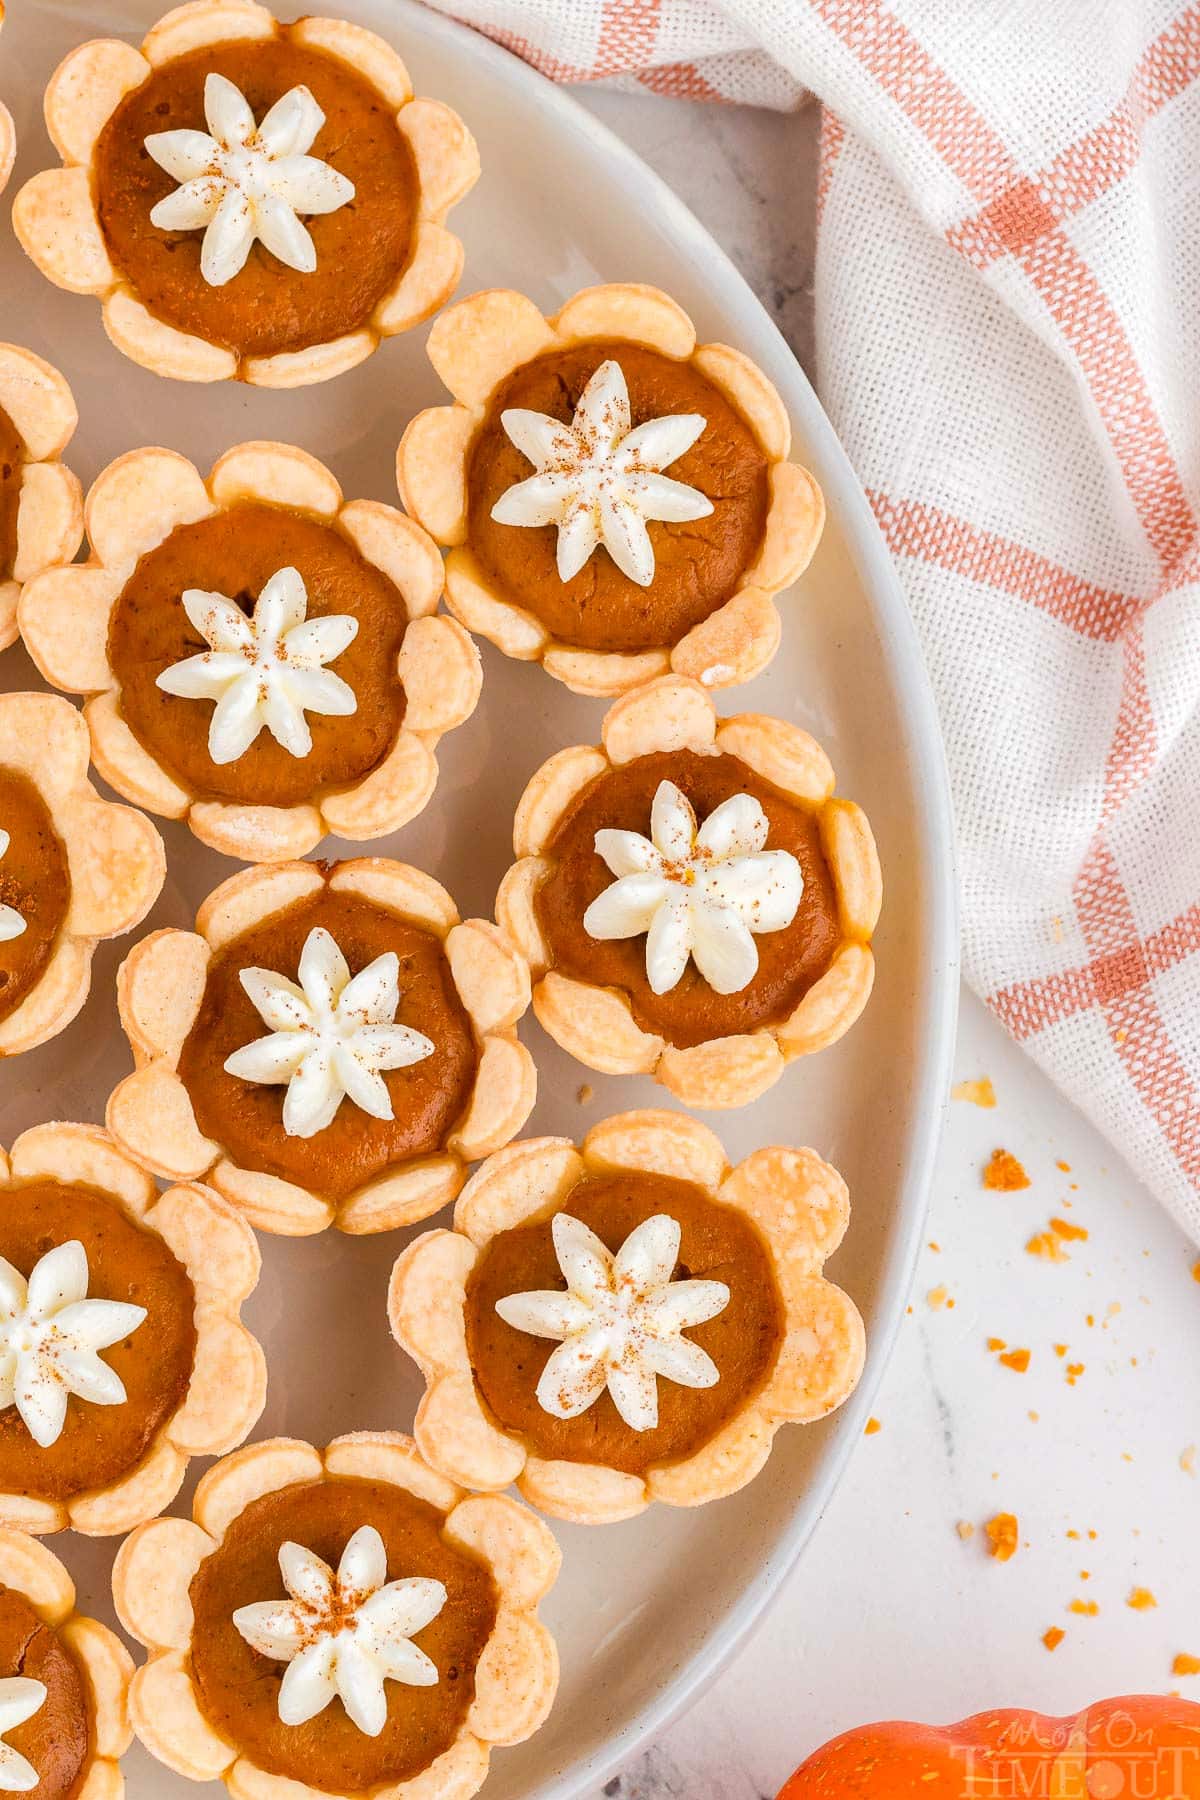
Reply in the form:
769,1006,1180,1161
778,1697,1200,1798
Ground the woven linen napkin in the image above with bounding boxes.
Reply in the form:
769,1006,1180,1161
420,0,1200,1242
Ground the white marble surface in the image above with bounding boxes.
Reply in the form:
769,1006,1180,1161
574,88,1200,1797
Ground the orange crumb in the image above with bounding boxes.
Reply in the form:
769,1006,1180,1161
1128,1588,1157,1611
1115,1027,1127,1044
926,1285,950,1311
1069,1599,1099,1616
576,1083,594,1105
956,1521,975,1541
1088,1530,1097,1540
1052,916,1064,943
1181,1446,1196,1475
1051,1217,1089,1241
1056,1160,1071,1172
1054,1344,1068,1357
999,1348,1031,1373
928,1241,941,1252
1086,1313,1095,1326
864,1417,881,1436
1066,1530,1080,1541
1122,1452,1133,1463
985,1514,1019,1562
1026,1231,1069,1263
986,1336,1007,1351
1043,1627,1065,1652
1028,1410,1040,1422
1079,1570,1090,1580
952,1077,997,1108
1193,1261,1200,1284
984,1148,1031,1191
947,1297,956,1309
1066,1362,1085,1385
1173,1654,1200,1677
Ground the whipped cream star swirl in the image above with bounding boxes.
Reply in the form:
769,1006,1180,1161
224,925,435,1140
233,1525,446,1736
145,72,355,287
0,1241,147,1450
155,565,358,766
495,1211,730,1431
0,1678,46,1792
582,779,803,996
0,831,25,944
490,357,714,587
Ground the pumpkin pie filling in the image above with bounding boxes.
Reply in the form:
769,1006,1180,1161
106,502,408,806
0,1586,90,1799
178,891,478,1197
0,767,70,1030
466,341,769,652
93,37,419,360
0,1182,195,1502
535,748,841,1047
465,1171,784,1475
0,406,22,582
189,1477,497,1792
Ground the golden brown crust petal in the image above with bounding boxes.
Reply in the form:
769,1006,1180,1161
518,1458,647,1526
210,1161,336,1237
448,1034,537,1162
397,614,481,735
168,1304,267,1456
512,745,608,859
656,1031,785,1109
336,1154,464,1236
774,942,875,1059
426,289,556,409
290,16,413,107
396,407,473,547
85,691,193,820
208,441,341,516
317,729,436,842
601,674,716,765
59,1615,134,1757
75,1760,122,1800
106,1064,219,1183
130,1650,235,1781
0,583,17,653
86,446,212,573
822,797,883,940
196,860,325,950
9,1121,155,1214
242,331,375,391
103,287,238,383
443,1495,561,1612
0,1495,67,1536
43,38,151,165
13,461,85,586
151,1181,262,1302
226,1758,329,1800
0,1529,75,1624
193,1438,324,1542
746,460,826,592
60,795,165,939
327,858,458,938
454,1138,584,1246
68,1437,188,1537
714,712,836,806
582,1109,727,1192
116,928,210,1067
552,284,696,359
12,169,115,295
0,938,90,1058
445,919,531,1035
645,1407,774,1508
189,798,324,864
670,587,781,690
141,0,276,65
373,222,464,338
0,107,12,198
388,1228,476,1378
0,690,90,799
443,549,548,660
337,500,444,622
323,1432,462,1514
112,1516,215,1651
494,857,550,972
533,972,664,1076
375,1734,488,1800
465,1611,558,1746
720,1146,849,1285
415,1375,525,1492
763,1279,866,1423
542,645,671,697
0,343,78,460
692,343,791,461
397,98,480,220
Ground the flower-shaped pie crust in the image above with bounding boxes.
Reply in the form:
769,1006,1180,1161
389,1111,866,1524
106,858,537,1237
496,675,881,1109
0,347,83,653
0,8,12,199
0,1123,265,1537
397,282,825,696
13,1,479,387
113,1432,560,1800
0,693,164,1057
0,1528,134,1796
19,442,480,864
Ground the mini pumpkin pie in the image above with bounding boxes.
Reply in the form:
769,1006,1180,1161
14,0,479,387
390,1110,865,1524
397,281,824,696
496,674,881,1110
0,1121,265,1539
114,1431,559,1799
0,692,164,1058
0,1527,134,1796
19,441,479,864
106,857,536,1237
0,346,83,654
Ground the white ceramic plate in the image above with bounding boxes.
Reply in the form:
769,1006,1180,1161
0,4,958,1795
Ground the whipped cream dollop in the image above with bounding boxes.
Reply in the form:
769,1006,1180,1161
491,357,714,587
156,565,358,766
0,1678,46,1793
145,72,354,286
495,1210,730,1431
224,924,435,1139
0,831,25,944
583,778,803,995
0,1241,147,1450
233,1524,447,1736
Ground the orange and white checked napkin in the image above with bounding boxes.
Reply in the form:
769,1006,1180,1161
422,0,1200,1241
